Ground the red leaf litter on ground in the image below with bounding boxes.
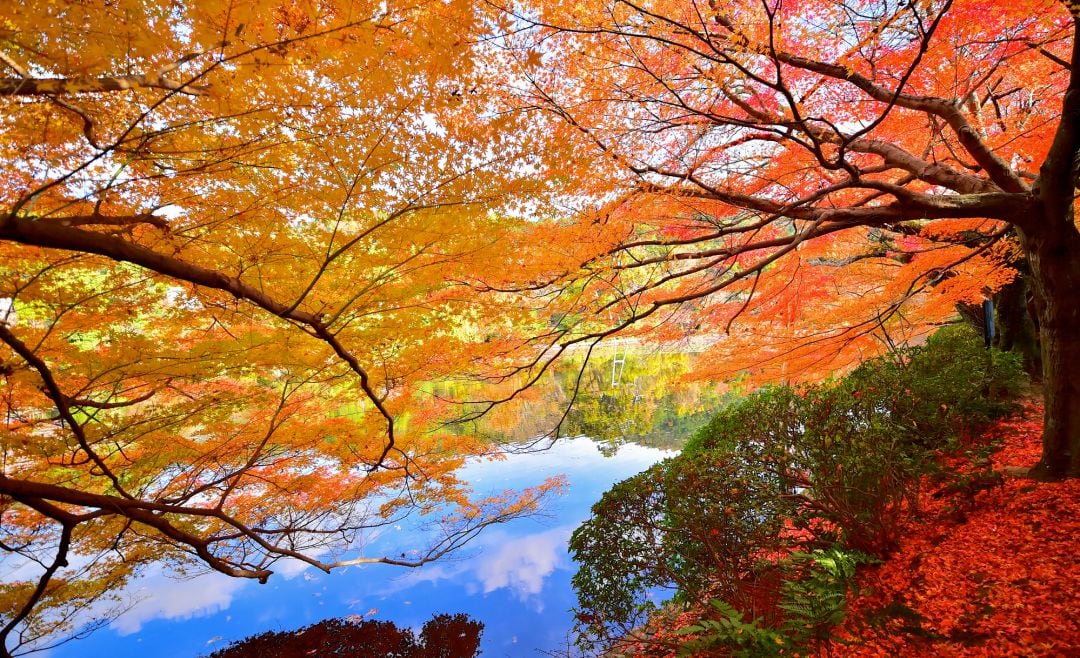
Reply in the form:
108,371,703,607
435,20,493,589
832,400,1080,657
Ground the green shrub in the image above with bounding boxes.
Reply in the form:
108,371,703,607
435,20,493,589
844,324,1024,453
569,463,668,647
683,382,921,555
570,325,1026,653
795,381,927,554
569,449,799,653
682,385,803,457
682,325,1026,554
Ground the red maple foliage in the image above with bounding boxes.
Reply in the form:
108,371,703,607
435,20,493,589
833,400,1080,657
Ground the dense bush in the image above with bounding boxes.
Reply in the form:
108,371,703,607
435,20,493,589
570,325,1026,654
797,326,1023,551
794,381,926,554
682,385,804,456
682,325,1024,554
842,325,1024,452
679,380,925,556
570,451,798,651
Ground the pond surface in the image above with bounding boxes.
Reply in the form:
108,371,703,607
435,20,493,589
50,437,672,658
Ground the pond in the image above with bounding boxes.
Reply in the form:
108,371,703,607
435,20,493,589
39,351,726,657
48,437,671,657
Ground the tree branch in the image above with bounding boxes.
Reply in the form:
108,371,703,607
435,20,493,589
1034,15,1080,223
0,74,209,97
0,517,73,655
0,214,399,469
0,324,132,499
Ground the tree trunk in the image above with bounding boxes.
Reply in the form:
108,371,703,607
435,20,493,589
993,263,1042,379
1019,225,1080,479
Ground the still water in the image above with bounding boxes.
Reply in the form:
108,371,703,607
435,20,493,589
50,437,671,657
46,352,725,656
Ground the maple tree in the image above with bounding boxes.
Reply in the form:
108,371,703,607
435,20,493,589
4,0,1080,653
496,0,1080,479
0,1,561,654
205,613,483,658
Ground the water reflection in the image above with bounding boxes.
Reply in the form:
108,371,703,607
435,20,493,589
49,353,720,657
473,527,571,603
46,438,669,657
384,526,572,608
111,570,245,635
447,350,733,453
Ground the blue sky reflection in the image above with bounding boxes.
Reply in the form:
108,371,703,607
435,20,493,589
47,437,670,658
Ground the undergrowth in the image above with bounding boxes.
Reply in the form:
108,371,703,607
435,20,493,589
569,325,1027,656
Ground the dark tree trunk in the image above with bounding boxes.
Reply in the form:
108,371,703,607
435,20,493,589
993,262,1042,379
1019,225,1080,479
1018,13,1080,479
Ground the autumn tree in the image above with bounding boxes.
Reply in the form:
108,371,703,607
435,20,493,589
494,0,1080,478
204,613,483,658
0,1,560,654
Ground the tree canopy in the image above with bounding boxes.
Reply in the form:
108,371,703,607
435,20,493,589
2,0,1080,654
492,0,1080,478
0,1,559,653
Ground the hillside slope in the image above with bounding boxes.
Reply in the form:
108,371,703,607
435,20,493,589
833,401,1080,657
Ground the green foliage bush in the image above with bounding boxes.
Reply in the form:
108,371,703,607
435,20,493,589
569,451,797,652
682,385,803,456
842,324,1024,453
570,464,669,640
680,380,924,555
795,381,925,554
570,325,1026,653
682,324,1024,554
675,547,874,657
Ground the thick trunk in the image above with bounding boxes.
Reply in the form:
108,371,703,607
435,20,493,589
1021,14,1080,479
1020,225,1080,479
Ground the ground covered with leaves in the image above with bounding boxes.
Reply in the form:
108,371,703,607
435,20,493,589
833,400,1080,657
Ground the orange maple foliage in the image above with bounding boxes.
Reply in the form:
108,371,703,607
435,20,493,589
495,0,1080,478
0,1,562,653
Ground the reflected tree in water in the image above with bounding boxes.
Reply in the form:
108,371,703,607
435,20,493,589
204,613,482,658
442,351,736,453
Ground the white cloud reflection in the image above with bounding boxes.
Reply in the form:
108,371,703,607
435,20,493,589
110,570,245,635
475,527,571,604
383,525,573,608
